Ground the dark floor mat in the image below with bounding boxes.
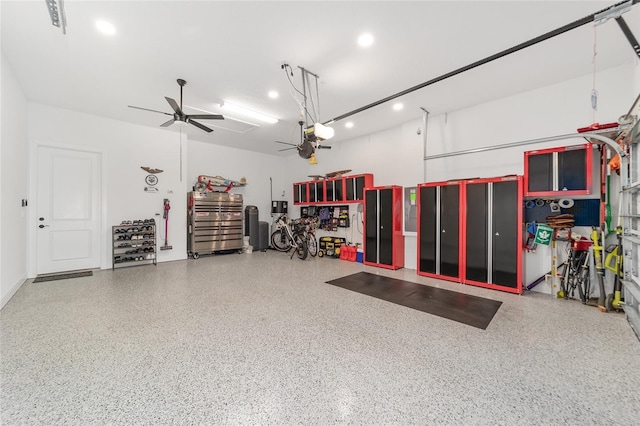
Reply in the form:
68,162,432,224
33,271,93,283
326,272,502,329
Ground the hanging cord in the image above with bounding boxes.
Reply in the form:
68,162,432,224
591,24,598,123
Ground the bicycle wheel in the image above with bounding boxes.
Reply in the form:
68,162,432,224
271,230,290,252
306,233,318,257
293,234,308,260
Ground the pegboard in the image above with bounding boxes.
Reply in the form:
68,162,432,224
524,198,600,227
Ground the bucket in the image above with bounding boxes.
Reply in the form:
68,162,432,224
356,251,363,263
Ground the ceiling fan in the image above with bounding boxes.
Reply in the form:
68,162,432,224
275,121,331,159
128,79,224,133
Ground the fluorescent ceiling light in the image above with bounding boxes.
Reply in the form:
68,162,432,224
46,0,67,34
393,103,404,111
220,101,278,124
96,20,116,35
345,121,354,129
358,33,374,47
268,90,279,99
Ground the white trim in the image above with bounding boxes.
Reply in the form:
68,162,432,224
0,275,26,310
28,140,107,277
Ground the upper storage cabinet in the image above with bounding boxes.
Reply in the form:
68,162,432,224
524,143,592,197
293,173,373,205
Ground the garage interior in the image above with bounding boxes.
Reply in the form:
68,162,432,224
1,1,640,424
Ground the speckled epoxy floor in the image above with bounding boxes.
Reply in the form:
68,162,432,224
1,251,639,425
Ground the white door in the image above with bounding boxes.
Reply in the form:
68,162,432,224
36,146,102,274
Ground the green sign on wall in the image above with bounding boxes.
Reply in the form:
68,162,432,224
534,224,554,246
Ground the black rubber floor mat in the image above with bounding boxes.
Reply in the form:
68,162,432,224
326,272,502,329
33,271,93,283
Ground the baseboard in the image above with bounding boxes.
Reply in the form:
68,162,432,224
1,274,27,310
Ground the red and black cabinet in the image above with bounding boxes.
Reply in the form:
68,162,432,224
293,173,373,205
463,176,523,294
524,143,592,197
364,185,404,270
417,181,463,283
417,176,523,294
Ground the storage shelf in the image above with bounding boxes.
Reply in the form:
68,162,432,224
112,221,156,269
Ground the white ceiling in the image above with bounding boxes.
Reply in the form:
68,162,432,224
2,1,638,155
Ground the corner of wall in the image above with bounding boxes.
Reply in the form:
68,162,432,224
0,274,26,310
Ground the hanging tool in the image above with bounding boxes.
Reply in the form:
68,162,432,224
591,227,607,312
161,198,172,250
605,226,624,311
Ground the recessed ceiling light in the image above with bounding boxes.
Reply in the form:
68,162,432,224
268,90,279,99
345,121,354,129
393,103,404,111
96,20,115,35
358,33,374,47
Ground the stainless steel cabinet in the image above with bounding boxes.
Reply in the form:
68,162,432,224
187,192,243,258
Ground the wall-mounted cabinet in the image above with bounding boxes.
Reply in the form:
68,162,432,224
293,173,373,205
364,185,404,270
524,143,592,197
417,176,523,294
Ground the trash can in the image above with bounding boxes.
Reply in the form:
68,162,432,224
245,205,259,249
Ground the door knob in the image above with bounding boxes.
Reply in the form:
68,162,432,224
39,217,45,221
38,224,49,229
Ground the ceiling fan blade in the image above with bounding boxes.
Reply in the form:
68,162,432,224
160,119,175,127
316,146,332,149
165,97,184,116
128,105,172,116
278,147,297,152
188,119,214,133
274,140,297,147
187,114,224,120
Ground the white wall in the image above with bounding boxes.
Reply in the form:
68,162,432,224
27,103,189,274
1,53,29,308
187,139,286,224
282,63,637,292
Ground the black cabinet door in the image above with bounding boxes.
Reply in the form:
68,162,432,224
365,190,378,263
527,153,553,193
379,189,393,265
355,176,366,201
345,178,355,200
440,185,459,278
294,184,300,203
326,181,334,202
558,149,587,191
316,181,324,202
492,181,518,287
309,183,316,202
465,183,488,283
419,186,437,274
301,184,307,203
335,180,343,201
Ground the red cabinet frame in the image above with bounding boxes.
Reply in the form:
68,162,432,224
524,143,592,197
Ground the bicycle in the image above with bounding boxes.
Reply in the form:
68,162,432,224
270,214,308,260
300,217,319,257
